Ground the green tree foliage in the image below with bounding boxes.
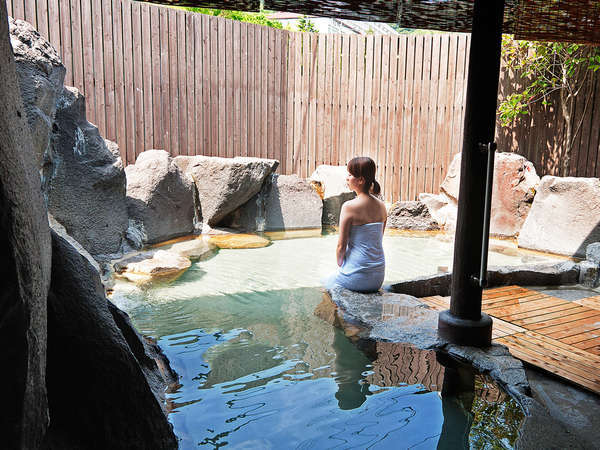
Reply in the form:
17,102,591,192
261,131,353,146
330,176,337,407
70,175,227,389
297,17,318,33
498,36,600,174
181,8,283,29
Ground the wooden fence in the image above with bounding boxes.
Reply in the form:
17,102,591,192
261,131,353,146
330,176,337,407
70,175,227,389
6,0,600,203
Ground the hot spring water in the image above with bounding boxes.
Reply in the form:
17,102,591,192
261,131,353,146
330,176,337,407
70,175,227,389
111,233,560,448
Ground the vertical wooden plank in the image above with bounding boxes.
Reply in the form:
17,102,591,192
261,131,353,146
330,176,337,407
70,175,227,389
47,0,60,53
184,11,195,156
69,0,84,96
339,35,350,168
112,0,126,162
36,0,49,40
385,35,398,202
324,34,334,166
151,5,162,149
293,32,302,174
273,27,282,167
315,34,325,167
254,24,262,158
408,35,424,200
132,1,145,155
224,18,233,158
355,36,366,158
300,32,310,177
246,23,255,158
393,36,407,202
80,0,95,124
444,34,458,181
433,34,449,194
425,35,440,194
279,31,288,173
102,0,115,142
203,14,212,154
233,20,241,158
332,34,342,166
348,35,358,158
24,0,36,28
452,34,468,171
266,26,274,161
401,36,416,201
363,35,374,153
285,32,295,173
60,0,73,86
415,35,431,197
91,0,105,133
193,13,203,155
123,0,135,163
308,33,318,174
168,8,179,155
379,35,391,199
12,0,24,20
6,0,13,18
142,4,154,152
261,25,269,160
210,15,219,155
370,35,382,163
177,10,188,156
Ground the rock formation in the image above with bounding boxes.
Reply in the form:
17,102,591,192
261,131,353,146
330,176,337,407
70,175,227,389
174,155,278,228
1,8,52,446
225,173,323,231
310,165,356,226
9,17,65,169
518,176,600,257
126,150,197,245
387,200,440,231
45,87,129,256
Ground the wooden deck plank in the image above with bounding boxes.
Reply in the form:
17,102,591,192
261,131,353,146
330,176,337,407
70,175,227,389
527,310,600,331
504,303,582,323
573,336,600,350
483,292,550,309
543,316,600,337
485,297,567,316
574,296,600,310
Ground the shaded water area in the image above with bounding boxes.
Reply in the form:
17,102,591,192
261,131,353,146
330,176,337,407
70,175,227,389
112,233,561,448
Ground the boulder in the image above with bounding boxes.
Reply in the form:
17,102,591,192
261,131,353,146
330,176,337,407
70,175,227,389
429,152,539,237
586,242,600,265
126,150,197,245
45,86,128,256
579,260,599,288
0,8,52,446
9,17,65,169
518,176,600,257
419,192,457,231
225,174,323,231
310,165,356,226
45,227,177,448
158,237,217,261
174,155,279,227
116,249,192,284
387,200,440,231
207,233,271,249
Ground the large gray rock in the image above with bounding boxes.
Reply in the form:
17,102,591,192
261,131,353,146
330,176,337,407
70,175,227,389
310,164,356,226
9,17,65,169
387,200,440,231
45,226,177,449
1,6,52,446
518,176,600,257
174,155,279,227
126,150,197,245
225,174,323,231
435,152,539,237
45,86,128,255
587,243,600,265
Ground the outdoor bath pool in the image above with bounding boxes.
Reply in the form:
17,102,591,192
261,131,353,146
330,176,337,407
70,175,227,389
111,233,562,449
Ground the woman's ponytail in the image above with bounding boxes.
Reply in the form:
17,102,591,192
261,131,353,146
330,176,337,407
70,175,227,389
371,180,381,196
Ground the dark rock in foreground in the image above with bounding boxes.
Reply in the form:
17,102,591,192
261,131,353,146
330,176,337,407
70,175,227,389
44,226,177,449
0,9,52,446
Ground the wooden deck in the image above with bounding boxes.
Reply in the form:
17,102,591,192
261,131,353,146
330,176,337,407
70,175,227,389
421,286,600,394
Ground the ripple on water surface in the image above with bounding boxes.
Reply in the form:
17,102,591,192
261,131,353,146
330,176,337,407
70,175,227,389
111,235,537,448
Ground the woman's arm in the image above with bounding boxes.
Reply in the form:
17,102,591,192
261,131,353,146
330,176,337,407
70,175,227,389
336,203,353,266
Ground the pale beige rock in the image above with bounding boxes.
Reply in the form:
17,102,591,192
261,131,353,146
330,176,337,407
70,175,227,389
310,165,356,225
118,250,191,284
207,233,271,249
159,237,216,261
518,176,600,257
429,152,539,236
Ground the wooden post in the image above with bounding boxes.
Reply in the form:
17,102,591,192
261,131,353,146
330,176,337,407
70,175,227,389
438,0,504,347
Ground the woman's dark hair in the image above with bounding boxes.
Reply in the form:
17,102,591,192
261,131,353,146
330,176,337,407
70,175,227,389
347,156,381,196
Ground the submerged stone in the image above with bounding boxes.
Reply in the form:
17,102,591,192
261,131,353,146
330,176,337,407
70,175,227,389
116,250,192,284
207,233,271,249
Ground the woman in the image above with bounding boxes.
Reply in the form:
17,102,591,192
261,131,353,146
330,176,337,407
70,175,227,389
332,157,387,293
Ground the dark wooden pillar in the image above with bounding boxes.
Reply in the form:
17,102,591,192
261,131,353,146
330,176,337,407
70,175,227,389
438,0,505,347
